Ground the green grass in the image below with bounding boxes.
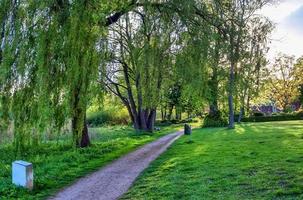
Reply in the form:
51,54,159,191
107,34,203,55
0,124,182,199
123,121,303,200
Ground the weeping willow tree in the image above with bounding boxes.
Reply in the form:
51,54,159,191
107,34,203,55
0,0,205,151
0,0,137,152
0,0,274,152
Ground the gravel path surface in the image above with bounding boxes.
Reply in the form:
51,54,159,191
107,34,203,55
49,130,183,200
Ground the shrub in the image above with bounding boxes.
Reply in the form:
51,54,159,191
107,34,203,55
87,108,130,126
155,120,173,126
253,112,264,117
202,112,228,128
242,112,303,123
156,118,199,126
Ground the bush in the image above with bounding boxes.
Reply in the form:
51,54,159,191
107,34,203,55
87,109,130,126
253,112,264,117
242,112,303,123
156,120,173,126
156,118,199,126
202,112,228,128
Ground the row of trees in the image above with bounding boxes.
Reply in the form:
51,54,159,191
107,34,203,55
0,0,275,152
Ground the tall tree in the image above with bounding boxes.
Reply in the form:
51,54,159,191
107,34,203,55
236,16,273,121
209,0,272,128
0,0,138,150
267,54,301,112
103,7,180,132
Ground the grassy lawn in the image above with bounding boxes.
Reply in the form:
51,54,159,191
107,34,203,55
0,124,182,199
123,121,303,200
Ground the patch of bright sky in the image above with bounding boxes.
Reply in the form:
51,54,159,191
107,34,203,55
259,0,303,61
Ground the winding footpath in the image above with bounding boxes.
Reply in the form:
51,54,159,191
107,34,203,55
49,130,183,200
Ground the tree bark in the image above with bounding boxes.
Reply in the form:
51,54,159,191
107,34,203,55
80,114,90,147
71,113,90,148
167,105,173,120
147,109,156,131
228,60,235,129
238,106,244,123
208,36,220,117
0,20,5,63
246,94,251,115
71,84,90,148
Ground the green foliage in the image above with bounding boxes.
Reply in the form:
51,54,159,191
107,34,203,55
157,118,199,127
202,112,228,128
0,0,275,149
87,109,130,126
0,0,123,149
253,112,265,117
123,121,303,199
242,112,303,123
0,124,182,199
265,54,301,111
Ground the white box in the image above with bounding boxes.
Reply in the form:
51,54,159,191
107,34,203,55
12,160,33,190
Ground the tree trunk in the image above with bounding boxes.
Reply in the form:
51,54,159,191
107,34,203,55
71,85,90,148
238,106,244,123
167,105,173,120
135,109,156,132
208,36,220,117
0,20,5,63
80,114,90,147
139,109,148,130
147,109,156,131
246,94,251,115
209,103,219,117
72,114,90,148
175,106,182,120
228,60,236,129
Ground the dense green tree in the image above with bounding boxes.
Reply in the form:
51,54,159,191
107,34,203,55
266,54,303,112
0,0,275,152
103,6,180,131
235,16,273,121
0,0,138,151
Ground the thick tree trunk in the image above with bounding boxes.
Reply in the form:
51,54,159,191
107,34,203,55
147,109,156,131
72,112,90,148
139,109,148,130
80,115,90,147
71,85,90,148
125,103,156,132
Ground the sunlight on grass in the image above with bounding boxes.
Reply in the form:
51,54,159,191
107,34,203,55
235,126,245,134
123,121,303,200
0,124,183,199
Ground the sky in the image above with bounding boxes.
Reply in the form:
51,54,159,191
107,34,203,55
259,0,303,60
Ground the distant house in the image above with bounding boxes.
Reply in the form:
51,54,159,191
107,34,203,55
291,101,301,111
251,101,301,115
251,103,279,115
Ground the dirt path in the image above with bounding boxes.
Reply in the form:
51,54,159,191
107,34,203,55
49,130,183,200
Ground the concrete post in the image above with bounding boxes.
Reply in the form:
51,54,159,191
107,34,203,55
12,160,33,190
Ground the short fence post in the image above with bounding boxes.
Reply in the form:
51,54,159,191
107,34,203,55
184,124,192,135
12,160,33,190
